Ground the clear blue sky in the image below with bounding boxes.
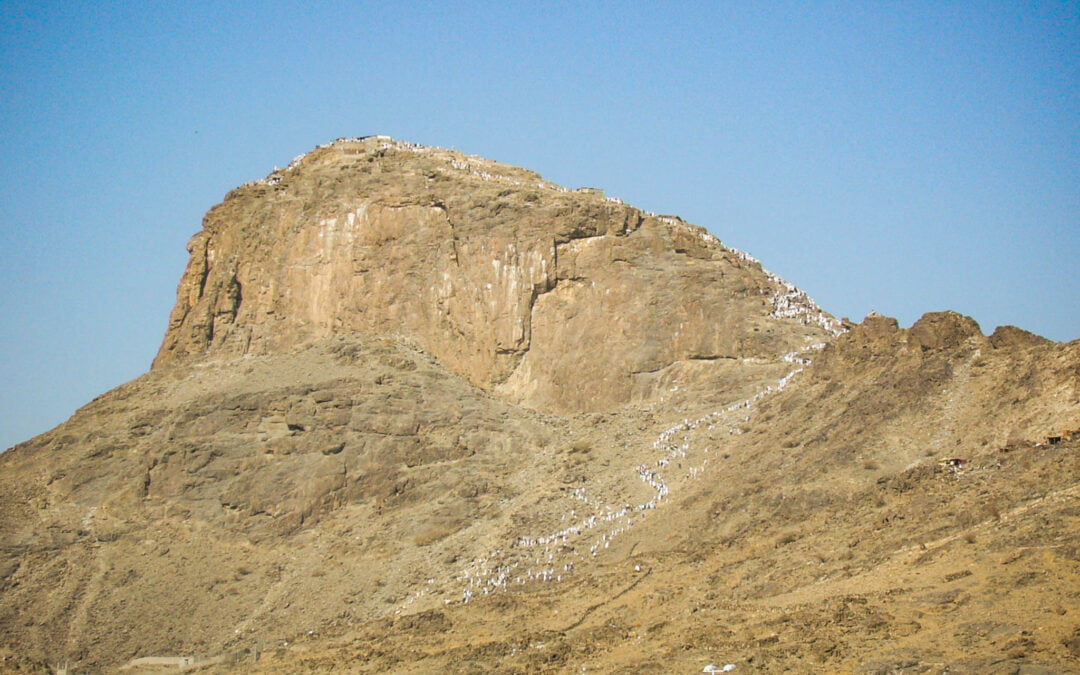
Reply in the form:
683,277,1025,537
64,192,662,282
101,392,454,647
2,1,1078,450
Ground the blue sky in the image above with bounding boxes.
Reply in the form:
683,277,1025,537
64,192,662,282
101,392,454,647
2,1,1078,450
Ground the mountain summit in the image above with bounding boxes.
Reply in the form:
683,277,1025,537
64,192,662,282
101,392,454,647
1,138,1077,673
154,136,836,412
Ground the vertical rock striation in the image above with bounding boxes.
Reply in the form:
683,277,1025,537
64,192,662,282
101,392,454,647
154,136,836,412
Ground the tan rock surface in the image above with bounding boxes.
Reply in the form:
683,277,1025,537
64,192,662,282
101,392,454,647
153,136,836,412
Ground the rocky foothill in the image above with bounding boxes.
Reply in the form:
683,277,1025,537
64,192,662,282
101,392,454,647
1,137,1077,673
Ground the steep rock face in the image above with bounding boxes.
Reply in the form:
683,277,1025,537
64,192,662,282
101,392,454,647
154,136,835,412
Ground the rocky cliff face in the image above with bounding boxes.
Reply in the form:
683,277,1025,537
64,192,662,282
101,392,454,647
154,136,836,412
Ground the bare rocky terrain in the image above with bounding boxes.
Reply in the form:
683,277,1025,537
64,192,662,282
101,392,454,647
1,137,1077,673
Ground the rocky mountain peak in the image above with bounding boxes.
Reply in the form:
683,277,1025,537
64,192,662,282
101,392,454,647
154,136,838,412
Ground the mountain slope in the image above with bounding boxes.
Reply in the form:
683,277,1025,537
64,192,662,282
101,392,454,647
251,314,1080,673
0,138,1076,673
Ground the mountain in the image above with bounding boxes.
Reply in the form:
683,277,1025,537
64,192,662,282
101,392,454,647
152,136,835,412
1,137,1077,673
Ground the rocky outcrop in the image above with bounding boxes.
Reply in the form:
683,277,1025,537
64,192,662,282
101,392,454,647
812,310,1080,448
989,324,1054,349
154,136,836,412
908,310,985,352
